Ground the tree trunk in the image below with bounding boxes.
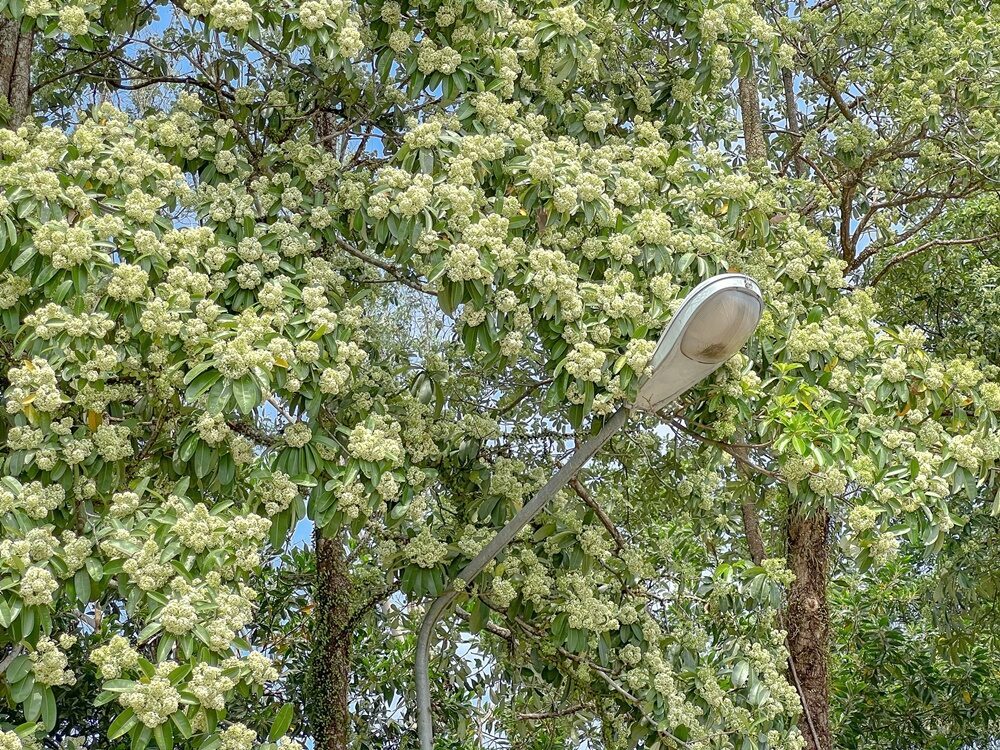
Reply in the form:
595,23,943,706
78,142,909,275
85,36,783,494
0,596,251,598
305,107,353,750
0,17,32,126
785,507,831,750
735,52,832,747
305,530,352,750
782,67,804,177
737,64,768,167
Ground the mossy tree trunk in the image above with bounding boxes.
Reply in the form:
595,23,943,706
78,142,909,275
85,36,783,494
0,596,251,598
786,508,832,750
305,530,352,750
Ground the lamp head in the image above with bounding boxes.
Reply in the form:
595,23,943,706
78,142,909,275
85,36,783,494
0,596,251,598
635,274,763,413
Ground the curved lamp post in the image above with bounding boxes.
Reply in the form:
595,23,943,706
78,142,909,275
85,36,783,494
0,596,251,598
415,273,764,749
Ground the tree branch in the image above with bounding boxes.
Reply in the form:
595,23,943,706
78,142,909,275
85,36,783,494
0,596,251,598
866,232,1000,286
518,704,586,721
332,236,435,296
569,477,625,551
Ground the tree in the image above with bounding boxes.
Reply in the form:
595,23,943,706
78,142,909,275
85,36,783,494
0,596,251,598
1,0,1000,749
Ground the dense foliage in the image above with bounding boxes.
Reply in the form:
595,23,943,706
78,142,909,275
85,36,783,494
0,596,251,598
1,0,1000,748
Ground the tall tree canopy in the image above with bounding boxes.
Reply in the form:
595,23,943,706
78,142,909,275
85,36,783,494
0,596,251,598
1,0,1000,749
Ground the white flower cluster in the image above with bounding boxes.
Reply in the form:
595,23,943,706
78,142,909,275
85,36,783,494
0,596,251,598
226,651,278,685
558,572,621,632
20,566,59,605
806,467,847,497
90,635,141,679
948,433,984,472
0,272,30,309
185,0,254,31
578,526,612,559
110,490,142,517
416,39,463,75
25,304,116,342
14,481,66,519
174,502,225,552
122,540,174,592
30,635,76,687
204,587,256,650
982,382,1000,411
6,358,64,413
490,578,517,608
118,671,180,727
405,526,449,568
564,341,606,382
0,527,56,567
347,416,405,465
161,596,199,634
188,663,236,710
220,723,257,750
33,219,95,269
444,243,490,282
880,357,907,383
549,5,586,35
489,458,530,502
196,413,231,446
335,479,368,520
224,514,272,569
107,263,150,302
93,424,134,461
283,422,312,447
847,504,879,533
256,472,298,515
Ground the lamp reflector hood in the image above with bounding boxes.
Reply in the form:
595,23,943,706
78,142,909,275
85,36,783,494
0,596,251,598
635,274,763,413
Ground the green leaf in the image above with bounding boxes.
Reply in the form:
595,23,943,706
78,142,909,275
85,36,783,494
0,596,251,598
10,674,34,703
6,654,30,683
132,725,152,750
154,717,173,750
232,376,260,415
103,679,137,693
205,379,231,414
137,657,156,678
74,568,91,605
20,606,34,639
193,441,214,478
269,703,294,740
923,523,940,546
108,709,137,740
23,688,43,723
168,663,191,685
156,635,176,663
732,660,750,688
171,711,192,739
41,687,56,732
137,622,163,643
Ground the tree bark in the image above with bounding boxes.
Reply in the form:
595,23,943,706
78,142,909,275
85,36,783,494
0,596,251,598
785,507,831,750
306,107,353,750
0,17,32,126
737,63,768,167
741,495,767,565
782,68,804,177
305,530,352,750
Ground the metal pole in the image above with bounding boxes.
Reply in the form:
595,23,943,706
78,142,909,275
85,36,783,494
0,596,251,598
416,406,630,750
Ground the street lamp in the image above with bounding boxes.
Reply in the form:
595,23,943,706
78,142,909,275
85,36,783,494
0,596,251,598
415,273,763,749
